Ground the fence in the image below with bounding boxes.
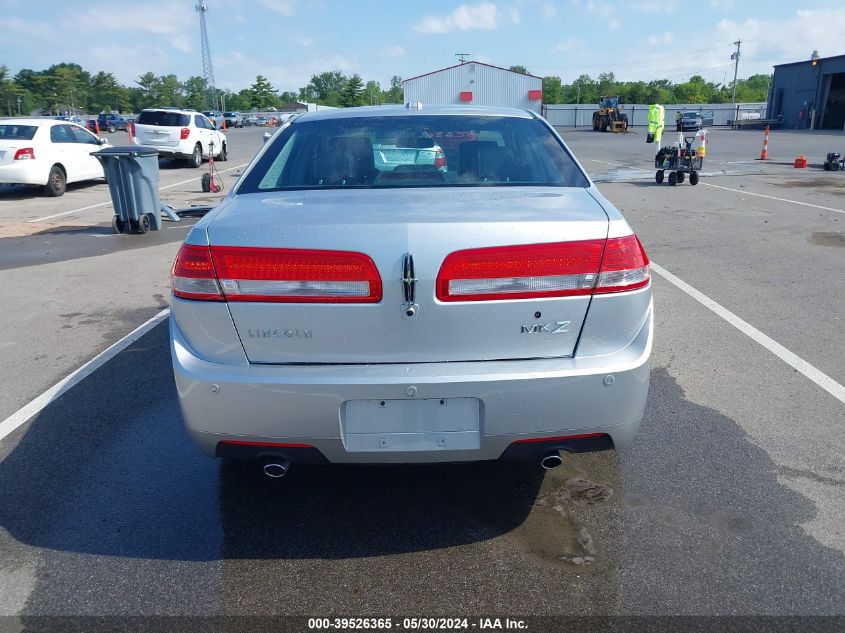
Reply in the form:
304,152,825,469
541,103,767,128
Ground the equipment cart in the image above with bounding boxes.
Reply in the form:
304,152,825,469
655,136,702,186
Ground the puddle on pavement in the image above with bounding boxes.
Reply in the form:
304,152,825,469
504,461,614,568
772,178,845,194
808,232,845,247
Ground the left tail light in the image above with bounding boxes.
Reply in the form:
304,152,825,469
14,148,35,160
171,244,382,303
436,234,649,302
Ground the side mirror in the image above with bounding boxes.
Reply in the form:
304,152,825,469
98,136,109,145
263,132,272,144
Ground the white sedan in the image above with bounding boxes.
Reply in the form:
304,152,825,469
0,118,111,196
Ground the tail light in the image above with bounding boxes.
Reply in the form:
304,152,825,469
180,128,190,140
14,148,35,160
593,234,650,293
171,244,382,303
171,244,223,301
436,235,649,302
434,150,446,170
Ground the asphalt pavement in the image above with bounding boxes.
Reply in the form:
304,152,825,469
0,125,843,626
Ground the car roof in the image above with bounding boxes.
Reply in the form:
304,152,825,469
0,118,62,127
294,104,536,123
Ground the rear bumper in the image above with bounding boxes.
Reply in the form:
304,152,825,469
0,162,47,186
171,301,652,464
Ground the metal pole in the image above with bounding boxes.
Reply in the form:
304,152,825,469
731,39,741,106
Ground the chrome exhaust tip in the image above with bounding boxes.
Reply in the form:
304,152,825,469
540,451,563,470
263,457,290,478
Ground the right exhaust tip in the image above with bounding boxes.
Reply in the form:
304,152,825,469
540,451,563,470
263,458,290,478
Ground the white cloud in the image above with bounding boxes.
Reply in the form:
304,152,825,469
383,45,405,57
257,0,296,16
608,18,621,31
296,35,315,47
542,2,557,18
508,7,521,24
647,32,674,46
552,38,586,53
631,1,673,13
710,0,735,8
2,15,55,39
413,3,501,34
74,2,194,53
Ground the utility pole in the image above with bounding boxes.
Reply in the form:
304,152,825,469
455,53,471,64
730,39,742,105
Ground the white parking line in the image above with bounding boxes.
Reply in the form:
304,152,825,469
651,262,845,406
703,182,845,215
590,159,626,167
28,163,248,223
0,309,170,443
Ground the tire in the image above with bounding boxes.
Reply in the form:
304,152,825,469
824,162,832,171
201,172,211,193
44,165,66,197
108,124,116,133
677,171,685,184
689,171,699,186
111,215,127,234
188,143,202,168
600,119,607,132
218,142,228,162
134,213,151,234
668,171,678,186
655,170,664,184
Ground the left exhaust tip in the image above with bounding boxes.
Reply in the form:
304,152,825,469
263,457,290,478
540,451,563,470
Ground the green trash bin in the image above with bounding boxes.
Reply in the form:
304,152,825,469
93,145,161,234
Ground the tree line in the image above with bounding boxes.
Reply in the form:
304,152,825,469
0,62,771,117
525,68,771,105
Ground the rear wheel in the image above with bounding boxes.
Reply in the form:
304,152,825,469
44,165,66,197
677,171,685,184
188,143,202,168
689,171,699,186
111,215,127,233
133,213,151,234
201,172,211,193
655,170,664,184
668,171,678,186
108,124,116,133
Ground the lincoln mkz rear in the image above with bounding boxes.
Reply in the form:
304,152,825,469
169,105,653,475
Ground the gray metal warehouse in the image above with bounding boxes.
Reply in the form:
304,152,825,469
768,53,845,129
402,61,543,113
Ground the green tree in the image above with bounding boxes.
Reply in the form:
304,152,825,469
250,74,277,108
542,76,563,104
136,72,159,108
279,90,298,104
362,80,381,106
572,74,597,104
156,74,184,107
509,65,529,75
340,74,364,107
303,70,347,104
183,76,208,111
384,75,403,103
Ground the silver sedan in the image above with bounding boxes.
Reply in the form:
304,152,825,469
169,105,652,476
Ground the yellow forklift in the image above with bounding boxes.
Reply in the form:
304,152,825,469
592,96,629,132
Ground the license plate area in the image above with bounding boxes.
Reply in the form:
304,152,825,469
341,398,480,452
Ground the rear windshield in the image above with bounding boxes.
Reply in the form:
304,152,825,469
238,114,589,192
223,112,235,117
137,111,190,126
0,125,37,140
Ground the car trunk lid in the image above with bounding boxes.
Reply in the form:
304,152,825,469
203,187,610,364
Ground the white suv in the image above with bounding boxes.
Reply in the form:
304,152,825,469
132,108,227,168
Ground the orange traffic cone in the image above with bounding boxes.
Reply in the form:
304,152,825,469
221,117,227,131
95,120,100,135
794,154,807,168
758,125,769,160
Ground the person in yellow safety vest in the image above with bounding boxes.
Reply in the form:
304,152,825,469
647,104,665,147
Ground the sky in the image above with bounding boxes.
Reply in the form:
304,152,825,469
2,0,845,93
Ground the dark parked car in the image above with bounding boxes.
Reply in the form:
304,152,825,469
97,113,129,133
676,111,714,131
223,112,243,128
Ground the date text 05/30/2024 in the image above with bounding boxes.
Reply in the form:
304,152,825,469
307,618,529,630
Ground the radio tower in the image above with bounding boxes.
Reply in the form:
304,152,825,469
196,0,218,110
